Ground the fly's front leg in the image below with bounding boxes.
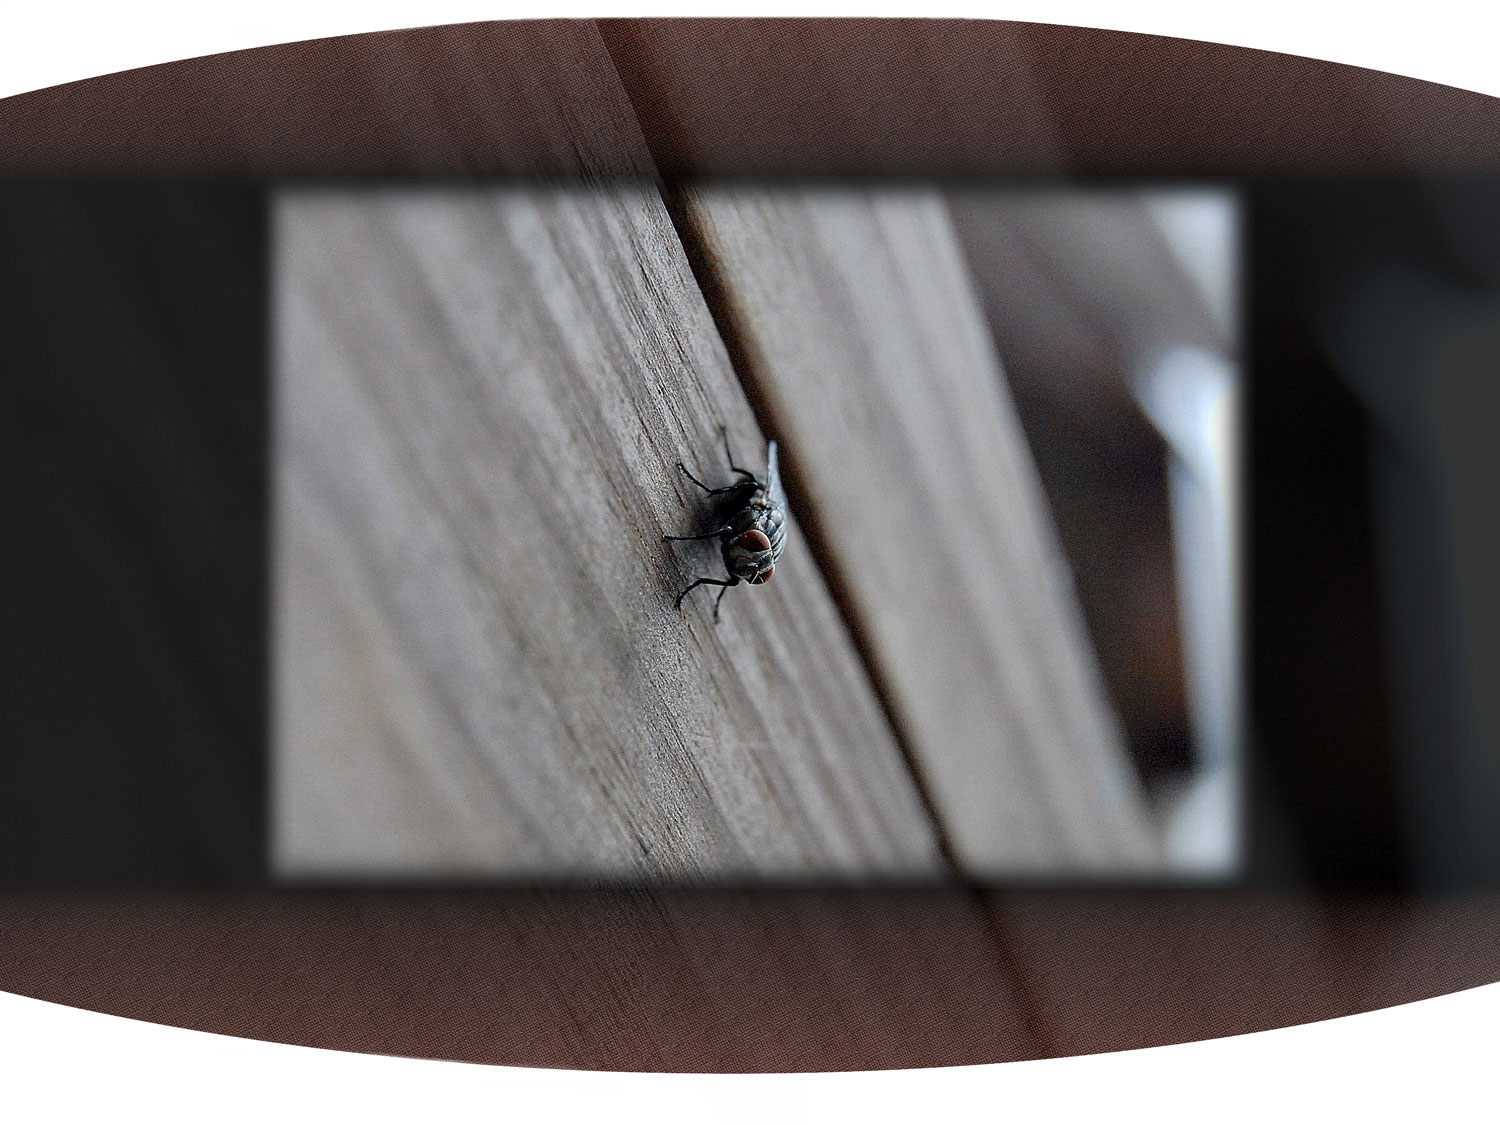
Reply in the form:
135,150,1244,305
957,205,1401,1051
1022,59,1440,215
663,525,733,543
674,574,739,611
678,459,748,498
712,582,735,621
677,462,718,495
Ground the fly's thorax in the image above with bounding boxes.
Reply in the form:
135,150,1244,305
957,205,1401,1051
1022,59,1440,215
711,480,761,523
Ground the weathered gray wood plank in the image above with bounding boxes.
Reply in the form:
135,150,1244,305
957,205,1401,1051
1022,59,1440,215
680,187,1163,875
271,185,947,882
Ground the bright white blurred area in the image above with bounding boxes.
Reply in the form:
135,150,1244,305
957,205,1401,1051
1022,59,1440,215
1128,187,1242,882
1137,345,1241,875
1134,191,1243,877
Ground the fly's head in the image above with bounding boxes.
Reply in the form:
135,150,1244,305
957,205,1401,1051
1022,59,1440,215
724,528,776,585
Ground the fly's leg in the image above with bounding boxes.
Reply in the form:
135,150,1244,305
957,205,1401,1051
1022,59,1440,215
720,425,759,486
712,582,735,621
663,525,733,543
677,462,717,493
674,574,738,611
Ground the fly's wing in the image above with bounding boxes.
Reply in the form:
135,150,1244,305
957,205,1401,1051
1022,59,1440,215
764,440,791,564
766,440,788,516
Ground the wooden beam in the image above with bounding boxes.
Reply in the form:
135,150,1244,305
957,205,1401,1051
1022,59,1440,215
598,19,1064,175
0,22,656,175
0,891,1046,1070
987,891,1352,1054
271,184,947,881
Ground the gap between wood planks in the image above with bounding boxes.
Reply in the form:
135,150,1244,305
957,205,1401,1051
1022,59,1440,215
656,184,1164,877
658,186,970,875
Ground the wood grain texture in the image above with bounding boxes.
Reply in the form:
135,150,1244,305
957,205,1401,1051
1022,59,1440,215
0,21,655,175
600,19,1500,176
599,19,1066,176
272,184,946,881
7,19,1500,178
680,187,1163,876
989,892,1363,1055
7,890,1500,1070
0,890,1044,1070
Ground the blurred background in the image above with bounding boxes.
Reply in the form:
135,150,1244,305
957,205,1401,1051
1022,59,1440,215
948,186,1241,877
0,181,265,886
1251,179,1500,890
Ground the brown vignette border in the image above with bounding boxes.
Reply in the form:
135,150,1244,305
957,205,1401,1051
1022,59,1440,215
2,19,1499,1072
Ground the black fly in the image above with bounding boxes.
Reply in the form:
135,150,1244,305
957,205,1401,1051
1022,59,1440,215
664,426,788,621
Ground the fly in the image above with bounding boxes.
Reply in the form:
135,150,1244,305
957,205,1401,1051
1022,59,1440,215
663,426,788,621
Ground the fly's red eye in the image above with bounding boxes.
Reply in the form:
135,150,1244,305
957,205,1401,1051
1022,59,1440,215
750,566,774,585
737,529,772,552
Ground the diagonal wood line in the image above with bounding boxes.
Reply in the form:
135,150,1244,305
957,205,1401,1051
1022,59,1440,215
641,170,1085,1055
656,184,964,878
